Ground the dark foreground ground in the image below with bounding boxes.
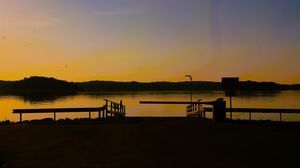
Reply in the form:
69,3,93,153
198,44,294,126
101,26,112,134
0,117,299,168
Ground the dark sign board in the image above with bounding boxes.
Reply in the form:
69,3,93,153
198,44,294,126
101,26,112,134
222,77,239,91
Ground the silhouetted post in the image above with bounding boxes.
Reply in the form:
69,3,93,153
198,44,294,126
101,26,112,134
185,75,192,103
249,112,251,120
199,99,205,118
213,98,226,122
89,112,91,119
54,112,56,121
110,102,113,117
123,106,126,117
280,112,282,122
230,96,232,119
120,100,123,114
20,113,22,123
104,100,108,118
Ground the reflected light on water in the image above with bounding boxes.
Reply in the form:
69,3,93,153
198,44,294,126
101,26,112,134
1,91,300,122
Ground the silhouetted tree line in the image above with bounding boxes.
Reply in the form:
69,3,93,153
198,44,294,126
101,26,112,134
0,76,79,93
238,81,280,91
77,81,221,91
0,76,300,93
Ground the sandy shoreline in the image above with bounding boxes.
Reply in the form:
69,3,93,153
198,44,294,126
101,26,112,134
0,117,299,168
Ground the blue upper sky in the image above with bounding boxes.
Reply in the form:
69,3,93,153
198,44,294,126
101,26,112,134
0,0,299,83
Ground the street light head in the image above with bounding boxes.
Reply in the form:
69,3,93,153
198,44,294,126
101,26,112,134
185,75,192,80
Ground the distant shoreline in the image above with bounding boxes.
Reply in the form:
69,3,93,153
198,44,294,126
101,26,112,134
1,76,300,93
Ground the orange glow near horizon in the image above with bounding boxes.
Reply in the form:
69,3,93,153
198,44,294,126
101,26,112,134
1,0,300,83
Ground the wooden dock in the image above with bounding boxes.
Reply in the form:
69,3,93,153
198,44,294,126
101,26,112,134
140,99,300,121
13,99,126,123
203,107,300,121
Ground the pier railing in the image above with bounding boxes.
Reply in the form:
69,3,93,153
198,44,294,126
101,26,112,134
186,99,206,118
13,99,126,123
104,99,126,118
203,107,300,121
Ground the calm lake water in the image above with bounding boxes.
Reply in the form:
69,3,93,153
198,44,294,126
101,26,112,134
1,91,300,122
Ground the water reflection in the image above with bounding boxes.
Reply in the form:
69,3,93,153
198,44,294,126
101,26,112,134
237,91,281,98
0,91,300,122
0,92,77,104
0,90,282,103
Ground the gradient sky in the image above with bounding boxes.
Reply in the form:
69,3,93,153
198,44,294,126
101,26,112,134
0,0,300,83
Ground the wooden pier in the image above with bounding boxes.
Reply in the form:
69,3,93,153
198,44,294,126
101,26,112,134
140,98,226,122
140,98,300,121
203,107,300,121
13,99,126,123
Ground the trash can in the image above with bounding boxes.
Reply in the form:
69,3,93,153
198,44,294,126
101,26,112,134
213,98,226,122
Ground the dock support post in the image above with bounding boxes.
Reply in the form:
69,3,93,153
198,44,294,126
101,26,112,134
110,102,112,110
120,100,122,115
20,113,22,123
124,106,126,117
103,100,108,118
89,112,91,119
54,112,56,121
280,112,282,122
230,96,232,120
199,109,201,118
249,112,251,120
111,102,113,118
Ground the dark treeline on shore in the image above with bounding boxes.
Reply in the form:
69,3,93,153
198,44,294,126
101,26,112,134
0,76,300,93
0,76,79,93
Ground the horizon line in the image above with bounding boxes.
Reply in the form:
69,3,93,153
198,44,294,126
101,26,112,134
1,76,300,85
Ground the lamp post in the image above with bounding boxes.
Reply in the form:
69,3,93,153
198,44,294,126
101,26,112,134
185,75,192,103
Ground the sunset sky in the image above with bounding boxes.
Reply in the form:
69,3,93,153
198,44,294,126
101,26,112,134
0,0,300,83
